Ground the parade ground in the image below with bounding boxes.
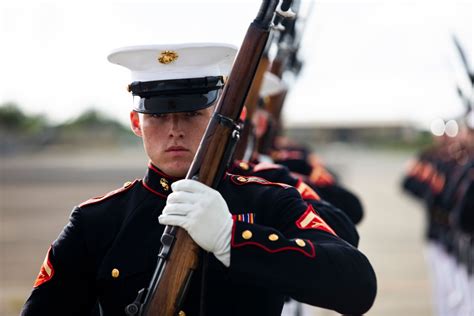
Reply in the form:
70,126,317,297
0,144,433,315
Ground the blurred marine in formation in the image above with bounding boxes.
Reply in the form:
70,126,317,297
21,1,376,315
401,35,474,316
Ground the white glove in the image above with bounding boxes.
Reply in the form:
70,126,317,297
158,179,233,267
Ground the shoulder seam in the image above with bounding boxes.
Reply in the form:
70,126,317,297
229,174,292,189
78,179,140,207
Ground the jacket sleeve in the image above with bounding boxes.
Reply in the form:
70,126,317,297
21,207,97,316
228,187,376,315
313,184,364,225
309,199,360,247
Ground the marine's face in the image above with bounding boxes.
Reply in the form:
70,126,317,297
253,108,269,139
130,106,214,177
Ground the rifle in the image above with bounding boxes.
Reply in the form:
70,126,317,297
259,0,312,155
233,2,296,161
233,9,296,161
452,35,474,118
125,1,294,315
269,0,301,78
232,50,271,161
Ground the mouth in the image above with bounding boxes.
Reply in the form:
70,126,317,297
165,146,189,152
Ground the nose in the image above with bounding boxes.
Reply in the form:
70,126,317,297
168,114,184,138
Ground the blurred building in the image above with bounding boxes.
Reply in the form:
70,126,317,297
284,120,420,146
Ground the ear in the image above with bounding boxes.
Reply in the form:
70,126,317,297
130,111,143,137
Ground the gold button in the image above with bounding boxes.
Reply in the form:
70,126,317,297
123,181,132,188
239,162,249,170
268,234,279,241
242,230,253,240
295,239,306,247
237,176,248,183
111,268,120,278
178,311,186,316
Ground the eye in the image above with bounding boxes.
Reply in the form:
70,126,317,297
185,111,201,117
151,113,166,118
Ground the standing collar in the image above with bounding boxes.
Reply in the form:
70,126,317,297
143,162,231,198
142,163,182,198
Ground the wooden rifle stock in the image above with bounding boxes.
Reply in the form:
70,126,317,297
260,34,292,154
129,1,286,315
233,55,270,160
269,56,285,79
258,89,288,154
245,56,271,119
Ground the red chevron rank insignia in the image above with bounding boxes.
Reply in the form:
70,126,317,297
34,246,55,287
296,180,321,201
296,205,337,236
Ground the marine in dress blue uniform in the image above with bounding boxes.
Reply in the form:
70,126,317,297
247,73,364,225
271,144,364,225
21,44,377,316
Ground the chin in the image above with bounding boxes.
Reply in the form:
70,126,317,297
163,162,191,178
169,170,188,178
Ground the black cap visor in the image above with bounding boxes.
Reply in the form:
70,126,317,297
130,76,224,114
133,90,220,114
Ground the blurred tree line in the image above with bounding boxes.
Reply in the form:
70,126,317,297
0,102,434,155
0,102,136,154
0,102,48,134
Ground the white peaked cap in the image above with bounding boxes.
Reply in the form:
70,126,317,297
259,72,287,97
107,43,238,82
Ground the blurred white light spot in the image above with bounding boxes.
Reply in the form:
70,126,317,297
430,118,445,136
444,120,459,137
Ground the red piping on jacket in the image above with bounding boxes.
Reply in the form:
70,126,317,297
230,221,316,258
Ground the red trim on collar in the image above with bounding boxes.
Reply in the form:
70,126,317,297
148,163,180,181
142,180,168,199
230,221,316,258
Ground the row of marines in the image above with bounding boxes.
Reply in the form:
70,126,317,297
402,126,474,316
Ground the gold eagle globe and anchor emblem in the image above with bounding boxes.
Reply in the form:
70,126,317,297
160,178,170,191
158,50,179,64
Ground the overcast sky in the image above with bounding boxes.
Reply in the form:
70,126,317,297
0,0,472,128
